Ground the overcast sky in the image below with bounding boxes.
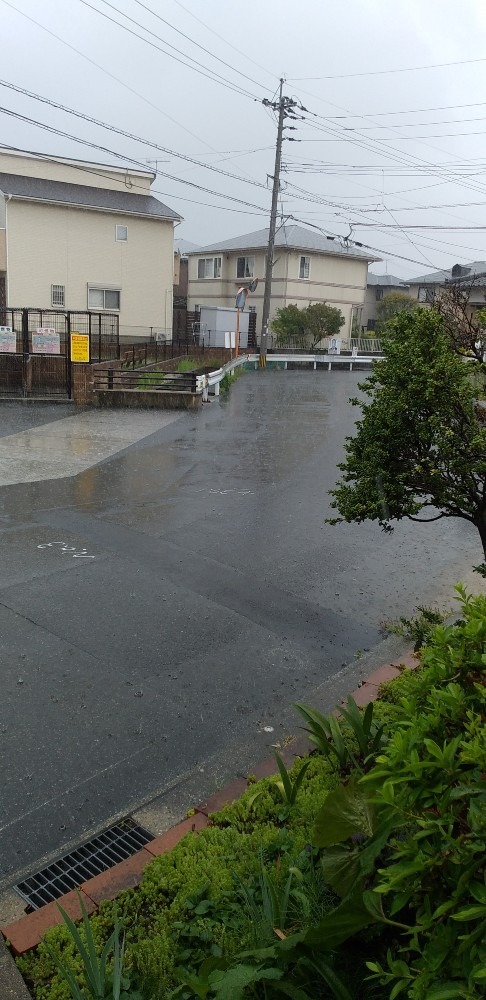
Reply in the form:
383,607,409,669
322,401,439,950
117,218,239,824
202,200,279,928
2,0,486,278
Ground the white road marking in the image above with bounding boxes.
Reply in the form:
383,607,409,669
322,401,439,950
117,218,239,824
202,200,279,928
37,541,95,558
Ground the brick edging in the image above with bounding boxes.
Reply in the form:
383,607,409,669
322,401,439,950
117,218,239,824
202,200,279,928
1,652,417,957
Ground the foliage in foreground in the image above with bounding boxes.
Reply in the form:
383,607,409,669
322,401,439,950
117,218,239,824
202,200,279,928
379,604,450,651
375,292,416,329
272,302,345,350
19,588,486,1000
327,307,486,573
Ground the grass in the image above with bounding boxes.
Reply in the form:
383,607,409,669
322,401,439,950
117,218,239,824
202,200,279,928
176,357,227,372
137,371,175,390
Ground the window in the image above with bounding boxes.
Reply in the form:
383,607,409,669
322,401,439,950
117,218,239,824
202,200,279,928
299,255,310,279
115,224,128,241
236,255,255,279
197,257,221,279
367,318,377,331
88,286,121,310
418,286,434,303
51,284,65,307
375,287,383,301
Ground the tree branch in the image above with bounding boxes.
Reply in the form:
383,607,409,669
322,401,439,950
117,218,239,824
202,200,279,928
407,512,448,524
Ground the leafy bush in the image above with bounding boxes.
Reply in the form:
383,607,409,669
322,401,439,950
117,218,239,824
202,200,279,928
137,372,174,390
295,695,385,771
19,588,486,1000
314,586,486,999
380,605,450,650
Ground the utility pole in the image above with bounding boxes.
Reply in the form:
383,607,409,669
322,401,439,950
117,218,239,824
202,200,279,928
260,80,296,366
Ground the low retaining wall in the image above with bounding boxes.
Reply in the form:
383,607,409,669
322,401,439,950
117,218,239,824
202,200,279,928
95,389,202,410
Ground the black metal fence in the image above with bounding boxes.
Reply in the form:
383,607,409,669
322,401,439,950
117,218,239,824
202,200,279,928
93,368,199,393
120,340,201,368
0,308,120,398
0,308,119,362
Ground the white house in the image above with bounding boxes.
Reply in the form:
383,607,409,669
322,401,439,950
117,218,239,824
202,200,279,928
0,147,181,342
362,273,410,331
187,224,380,341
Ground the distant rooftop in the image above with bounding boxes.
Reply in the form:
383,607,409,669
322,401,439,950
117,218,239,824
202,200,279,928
407,260,486,285
190,224,380,261
175,238,200,256
0,170,181,221
367,273,408,287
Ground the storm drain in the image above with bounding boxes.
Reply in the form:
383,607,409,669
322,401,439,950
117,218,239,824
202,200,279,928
14,819,154,910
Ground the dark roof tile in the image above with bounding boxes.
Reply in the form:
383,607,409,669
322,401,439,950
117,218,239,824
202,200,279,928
0,171,180,221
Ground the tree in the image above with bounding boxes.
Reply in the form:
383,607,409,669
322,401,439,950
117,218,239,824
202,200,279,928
376,291,416,328
271,303,306,347
433,280,486,366
272,302,345,350
328,307,486,573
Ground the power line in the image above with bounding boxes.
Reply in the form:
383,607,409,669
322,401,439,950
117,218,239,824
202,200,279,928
131,0,269,92
0,80,354,217
78,0,260,100
171,0,276,81
298,128,486,141
0,141,268,217
291,81,486,194
287,215,448,271
0,0,225,153
76,0,270,189
0,107,271,213
294,111,486,203
9,74,471,241
340,223,486,231
0,78,272,193
322,101,486,119
336,115,486,129
288,55,486,80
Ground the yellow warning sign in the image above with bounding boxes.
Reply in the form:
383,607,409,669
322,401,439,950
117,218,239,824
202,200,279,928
70,333,90,363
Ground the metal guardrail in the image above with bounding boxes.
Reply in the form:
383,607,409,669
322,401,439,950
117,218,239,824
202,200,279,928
243,353,382,374
93,350,382,401
202,351,382,397
93,368,203,393
349,337,382,353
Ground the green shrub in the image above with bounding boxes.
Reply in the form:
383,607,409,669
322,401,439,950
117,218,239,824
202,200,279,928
20,589,485,1000
314,586,486,999
380,605,450,650
136,371,174,390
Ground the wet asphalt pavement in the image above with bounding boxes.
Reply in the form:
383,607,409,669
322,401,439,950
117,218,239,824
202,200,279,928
0,372,478,882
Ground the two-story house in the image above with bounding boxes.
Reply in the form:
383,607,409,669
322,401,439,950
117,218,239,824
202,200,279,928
0,147,180,342
187,224,379,341
362,273,410,331
406,261,486,308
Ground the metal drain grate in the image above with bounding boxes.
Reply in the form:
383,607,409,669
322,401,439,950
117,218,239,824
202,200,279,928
14,819,154,910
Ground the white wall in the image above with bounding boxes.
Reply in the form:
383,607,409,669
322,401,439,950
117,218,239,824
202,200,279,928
7,200,175,339
187,248,369,339
0,150,152,193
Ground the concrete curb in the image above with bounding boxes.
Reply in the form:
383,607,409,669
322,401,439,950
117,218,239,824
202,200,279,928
0,652,418,971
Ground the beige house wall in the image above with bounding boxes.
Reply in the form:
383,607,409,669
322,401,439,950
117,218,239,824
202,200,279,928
6,200,174,338
362,286,380,330
408,281,486,312
188,248,368,339
0,150,152,193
